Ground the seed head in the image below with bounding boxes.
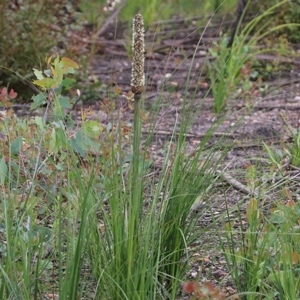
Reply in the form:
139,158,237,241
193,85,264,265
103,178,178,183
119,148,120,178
131,13,145,95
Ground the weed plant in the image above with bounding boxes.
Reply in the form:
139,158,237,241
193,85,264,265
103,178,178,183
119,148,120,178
86,13,226,300
219,197,300,299
0,57,94,299
0,0,97,100
208,0,300,114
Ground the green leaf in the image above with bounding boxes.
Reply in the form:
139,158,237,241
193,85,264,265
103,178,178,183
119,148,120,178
62,78,76,89
65,67,76,74
82,120,103,139
33,68,45,80
57,96,72,109
10,137,22,155
35,116,45,130
71,130,86,157
0,156,8,185
49,128,68,154
270,211,287,224
53,55,60,66
31,93,47,110
33,78,56,88
52,62,63,86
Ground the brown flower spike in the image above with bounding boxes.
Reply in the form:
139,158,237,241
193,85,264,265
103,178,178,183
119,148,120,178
131,13,145,95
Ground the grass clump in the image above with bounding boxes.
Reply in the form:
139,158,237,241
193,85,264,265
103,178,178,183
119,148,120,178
0,11,226,300
219,197,300,299
208,0,300,114
87,13,225,299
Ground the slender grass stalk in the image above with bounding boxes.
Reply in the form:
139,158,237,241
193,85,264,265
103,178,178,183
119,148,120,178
128,12,145,284
88,10,232,300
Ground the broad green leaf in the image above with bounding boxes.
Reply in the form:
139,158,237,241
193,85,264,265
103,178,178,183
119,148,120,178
31,93,47,110
10,137,22,155
53,55,60,66
82,134,100,151
35,116,45,130
33,68,44,80
33,78,56,88
52,61,63,86
62,78,76,89
49,128,68,154
0,156,7,185
58,96,72,109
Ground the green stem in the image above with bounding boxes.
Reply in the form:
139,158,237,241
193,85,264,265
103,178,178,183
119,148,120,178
133,93,142,204
127,93,143,285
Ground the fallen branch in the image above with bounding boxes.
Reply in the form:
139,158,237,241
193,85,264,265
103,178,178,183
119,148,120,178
216,170,259,197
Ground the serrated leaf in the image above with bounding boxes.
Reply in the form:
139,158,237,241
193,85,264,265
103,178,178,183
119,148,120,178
61,57,79,69
33,78,56,88
31,93,47,110
62,78,76,89
0,156,7,185
57,96,72,109
33,68,45,80
10,137,22,155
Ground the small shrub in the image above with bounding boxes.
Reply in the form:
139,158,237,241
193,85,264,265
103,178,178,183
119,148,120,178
0,0,87,100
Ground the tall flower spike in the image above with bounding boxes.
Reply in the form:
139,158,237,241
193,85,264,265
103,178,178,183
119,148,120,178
131,13,145,95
